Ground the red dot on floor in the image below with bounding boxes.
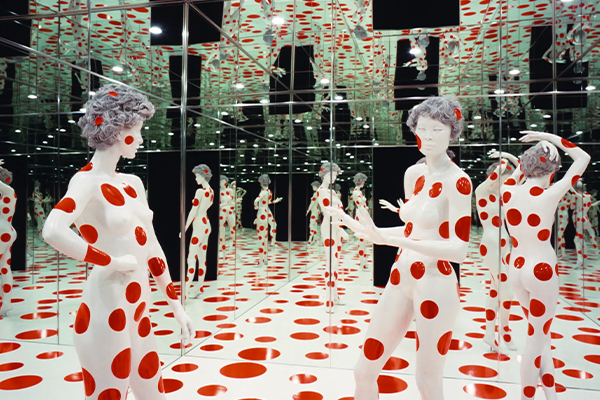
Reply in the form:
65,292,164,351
163,378,184,393
0,375,43,390
292,391,323,400
214,332,243,341
305,352,329,360
291,332,319,340
483,353,510,362
459,365,498,378
377,375,408,394
255,336,277,343
238,347,281,361
20,312,57,320
584,355,600,365
294,318,320,325
382,356,409,370
15,329,57,340
296,300,324,307
562,369,594,379
0,362,23,372
171,363,199,373
573,334,600,345
63,372,82,382
195,330,212,338
463,383,507,399
200,344,223,352
246,317,271,324
197,384,227,396
220,362,266,379
36,351,63,359
325,342,348,350
290,374,317,384
0,343,20,354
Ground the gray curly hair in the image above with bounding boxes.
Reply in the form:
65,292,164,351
407,96,463,141
192,164,212,182
0,167,13,185
353,172,367,186
258,174,270,187
78,84,155,150
311,180,320,189
520,142,561,178
318,162,341,180
220,175,229,183
486,160,516,177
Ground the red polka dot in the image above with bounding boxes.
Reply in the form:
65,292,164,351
138,317,151,338
82,368,95,396
530,299,546,317
377,375,408,394
534,263,553,281
0,375,43,390
163,378,183,393
489,172,498,180
390,269,400,285
437,260,452,275
108,308,126,331
36,351,63,359
542,373,554,387
437,331,453,355
538,229,550,241
135,226,147,246
197,384,227,396
414,175,425,195
505,178,516,186
220,362,266,378
561,138,576,148
98,388,121,400
530,186,544,196
101,184,125,206
429,182,442,198
324,238,334,247
238,348,281,361
486,309,496,321
0,362,23,372
523,386,536,398
514,256,525,269
166,283,178,300
502,192,511,203
74,302,90,334
124,136,134,145
480,245,488,256
410,262,425,280
122,183,137,198
111,348,131,379
290,374,317,384
527,214,540,227
0,343,20,354
322,198,330,207
458,365,498,378
138,351,159,379
455,216,471,242
364,338,385,360
404,222,413,237
148,257,166,277
506,209,522,225
79,162,93,172
191,237,199,245
79,225,98,244
478,199,488,207
528,323,535,336
456,177,471,195
126,282,141,303
463,383,507,399
572,175,581,186
54,197,76,213
420,300,439,319
439,221,449,238
543,318,553,335
480,212,488,220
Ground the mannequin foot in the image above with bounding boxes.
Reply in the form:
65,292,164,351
334,297,345,306
187,288,202,299
0,304,13,316
502,338,517,351
483,334,500,353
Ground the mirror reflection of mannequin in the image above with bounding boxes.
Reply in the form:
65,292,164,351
235,185,246,229
569,180,599,268
325,97,471,400
501,131,590,400
183,165,214,299
253,174,282,266
306,181,321,246
335,183,342,201
43,189,54,214
556,192,573,258
590,190,600,238
0,162,16,316
42,84,194,400
317,163,349,310
352,173,369,271
346,187,356,218
475,150,519,352
31,180,46,236
218,176,236,262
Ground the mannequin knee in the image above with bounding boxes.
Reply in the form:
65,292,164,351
415,369,442,399
353,359,379,386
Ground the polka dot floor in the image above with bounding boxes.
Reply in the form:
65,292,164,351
1,227,600,399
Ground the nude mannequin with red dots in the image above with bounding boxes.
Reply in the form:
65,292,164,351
352,173,369,271
218,176,236,261
254,174,282,266
31,181,46,236
42,84,194,400
183,164,214,299
317,162,348,310
0,162,16,316
306,181,321,246
326,96,471,400
501,131,590,400
569,181,598,268
476,150,518,352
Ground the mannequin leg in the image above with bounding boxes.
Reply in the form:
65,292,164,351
227,210,236,246
0,237,15,315
483,272,500,351
354,271,414,400
498,261,516,350
358,238,367,270
186,244,201,299
257,222,267,266
129,313,167,400
219,209,227,262
584,219,598,250
268,214,277,244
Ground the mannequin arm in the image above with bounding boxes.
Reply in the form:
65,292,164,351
271,197,283,204
0,181,14,198
184,188,202,232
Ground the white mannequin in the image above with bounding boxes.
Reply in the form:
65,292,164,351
352,173,369,271
235,184,246,229
31,180,46,236
42,84,194,400
218,176,236,261
346,187,356,218
43,190,54,214
253,174,282,266
556,193,572,258
326,97,471,400
183,165,214,299
475,150,518,352
317,163,348,310
306,181,321,246
569,181,599,268
0,162,16,316
501,131,590,400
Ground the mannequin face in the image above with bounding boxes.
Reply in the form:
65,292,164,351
322,170,338,185
414,116,451,156
220,180,227,188
118,120,144,159
195,173,206,185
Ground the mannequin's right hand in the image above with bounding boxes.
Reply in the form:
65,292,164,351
379,199,398,213
112,254,138,273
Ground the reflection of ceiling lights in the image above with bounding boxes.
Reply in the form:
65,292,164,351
216,130,221,134
576,130,583,135
306,126,313,130
79,107,86,112
494,89,505,94
543,114,551,118
409,48,421,55
15,129,21,133
194,123,201,127
112,66,123,73
586,85,596,91
356,117,363,122
334,95,343,101
530,124,537,127
294,118,301,123
320,78,329,84
363,124,370,129
272,16,285,25
221,111,228,116
28,94,37,99
168,132,174,136
48,134,53,138
473,115,481,120
508,69,520,75
149,27,162,34
68,119,75,124
235,83,244,89
240,139,245,143
89,91,96,96
467,124,474,128
209,142,214,145
260,99,269,104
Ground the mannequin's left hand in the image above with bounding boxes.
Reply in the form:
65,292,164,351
174,310,195,346
519,130,552,143
273,197,283,204
538,140,559,161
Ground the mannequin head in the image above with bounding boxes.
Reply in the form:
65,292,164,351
192,164,212,185
34,180,40,190
335,183,341,193
258,174,270,189
353,173,367,188
220,175,229,188
407,96,463,156
311,181,320,192
0,165,12,185
319,162,341,184
520,142,561,187
573,180,585,193
78,84,155,153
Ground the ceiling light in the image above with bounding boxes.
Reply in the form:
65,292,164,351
268,134,274,138
168,132,174,136
253,144,259,148
356,117,363,121
209,142,215,145
89,91,96,96
260,99,269,104
543,114,551,118
240,139,246,143
320,78,330,84
473,115,481,120
221,111,229,116
494,89,505,94
47,134,53,138
144,126,149,130
530,124,537,127
363,124,370,129
149,27,162,34
508,69,520,75
576,130,583,135
11,149,15,152
294,119,302,123
235,83,244,89
467,124,474,128
409,48,421,55
325,138,330,142
79,108,86,112
334,95,343,101
586,85,596,91
306,126,313,130
42,141,47,144
151,140,157,143
59,128,66,132
216,130,221,134
68,119,75,124
194,123,201,127
28,94,37,99
15,129,21,133
112,66,123,73
272,16,285,25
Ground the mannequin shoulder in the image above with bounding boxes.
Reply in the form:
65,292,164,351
119,173,145,191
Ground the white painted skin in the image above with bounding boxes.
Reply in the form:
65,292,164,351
218,180,236,261
42,120,194,400
352,183,369,270
325,115,472,400
501,131,590,400
31,183,47,236
253,185,282,266
0,176,16,316
306,185,321,245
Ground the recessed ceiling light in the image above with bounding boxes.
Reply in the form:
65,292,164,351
194,123,201,127
209,142,215,145
47,134,53,138
28,94,37,99
221,111,229,116
467,124,474,128
586,85,596,91
543,114,551,118
409,48,421,55
356,117,363,121
216,130,221,134
260,99,269,104
149,27,162,34
320,78,330,84
576,130,583,134
530,124,537,127
89,91,96,96
168,132,174,136
15,129,21,133
334,95,343,101
294,119,302,123
112,66,123,73
494,89,505,94
306,126,313,130
473,115,481,120
508,69,520,75
363,124,370,129
240,139,245,143
68,119,75,124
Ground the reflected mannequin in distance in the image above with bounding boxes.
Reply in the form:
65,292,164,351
326,97,471,400
253,174,282,266
317,162,348,310
556,192,573,258
43,189,54,214
0,161,16,316
31,180,46,237
501,131,590,400
218,176,236,262
235,183,246,229
475,150,519,352
347,186,356,219
307,181,321,246
335,183,342,201
183,164,214,299
42,84,194,400
569,180,599,268
352,173,369,271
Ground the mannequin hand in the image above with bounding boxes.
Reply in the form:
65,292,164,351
273,197,283,204
341,229,349,242
538,140,559,161
174,310,195,346
379,199,399,213
354,208,387,245
111,254,138,274
519,130,553,143
488,149,501,159
396,199,404,209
